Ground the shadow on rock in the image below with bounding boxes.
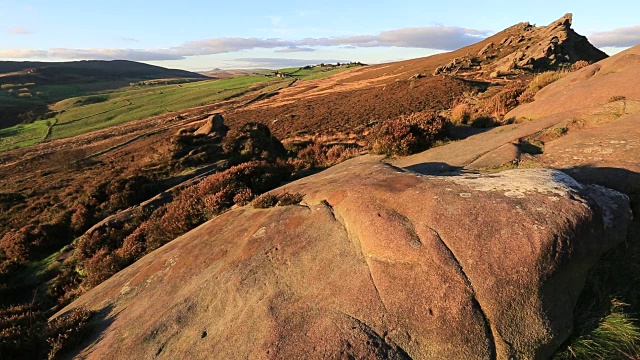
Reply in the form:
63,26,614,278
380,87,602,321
560,165,640,202
402,161,464,175
447,124,495,140
62,304,117,359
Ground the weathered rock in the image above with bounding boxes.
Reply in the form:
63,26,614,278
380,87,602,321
194,113,225,135
507,45,640,121
435,14,605,77
478,42,494,57
491,14,607,75
56,156,630,359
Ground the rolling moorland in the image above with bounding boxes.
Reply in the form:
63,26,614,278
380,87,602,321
1,13,639,359
0,62,360,151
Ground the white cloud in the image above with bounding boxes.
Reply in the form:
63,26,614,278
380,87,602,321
0,49,47,58
274,46,316,53
590,25,640,48
8,27,32,35
0,25,490,61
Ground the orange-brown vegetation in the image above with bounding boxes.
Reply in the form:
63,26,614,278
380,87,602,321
368,111,446,156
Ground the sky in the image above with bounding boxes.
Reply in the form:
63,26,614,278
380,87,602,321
1,0,639,71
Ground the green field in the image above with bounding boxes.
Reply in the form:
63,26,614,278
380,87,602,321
0,65,362,152
0,120,50,151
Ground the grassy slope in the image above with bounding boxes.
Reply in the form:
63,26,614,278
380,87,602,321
0,66,350,152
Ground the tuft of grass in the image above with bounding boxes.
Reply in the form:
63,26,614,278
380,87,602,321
553,300,640,360
518,139,544,155
450,103,471,125
518,69,571,104
553,237,640,359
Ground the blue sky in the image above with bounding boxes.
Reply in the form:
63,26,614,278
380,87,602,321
1,0,639,70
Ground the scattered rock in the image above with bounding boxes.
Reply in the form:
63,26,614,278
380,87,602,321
194,114,225,135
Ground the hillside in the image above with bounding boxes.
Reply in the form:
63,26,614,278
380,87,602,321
224,13,607,139
1,14,637,360
45,19,640,360
0,60,208,129
51,42,640,358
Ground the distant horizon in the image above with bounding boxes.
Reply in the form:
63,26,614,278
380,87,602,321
1,1,638,70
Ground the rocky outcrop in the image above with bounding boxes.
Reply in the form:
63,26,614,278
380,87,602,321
435,14,607,77
194,113,225,135
55,156,630,359
493,14,607,73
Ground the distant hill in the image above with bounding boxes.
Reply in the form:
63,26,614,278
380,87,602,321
0,60,209,129
0,60,208,84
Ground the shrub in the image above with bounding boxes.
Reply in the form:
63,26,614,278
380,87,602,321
479,81,527,119
325,145,360,165
202,186,236,215
170,132,223,166
609,95,626,103
471,116,500,128
294,143,328,170
0,223,67,264
129,160,291,256
253,193,279,209
47,262,83,306
232,188,254,206
150,194,207,247
277,192,304,206
0,304,47,359
70,204,93,234
84,249,122,288
368,119,415,156
222,122,286,160
47,307,95,360
517,90,536,104
368,111,445,156
0,228,31,263
116,226,146,264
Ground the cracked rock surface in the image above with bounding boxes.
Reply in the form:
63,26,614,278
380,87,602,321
56,156,630,360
